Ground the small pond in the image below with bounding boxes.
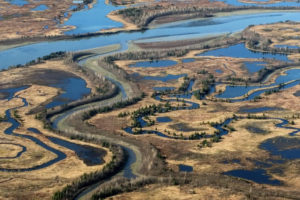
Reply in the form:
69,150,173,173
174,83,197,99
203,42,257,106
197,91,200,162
243,61,266,73
45,77,91,109
156,116,172,123
198,43,289,62
178,164,193,172
130,60,177,68
223,169,281,185
143,74,186,82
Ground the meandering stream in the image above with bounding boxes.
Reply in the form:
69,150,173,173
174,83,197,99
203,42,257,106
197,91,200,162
0,86,105,171
1,91,67,172
1,0,300,196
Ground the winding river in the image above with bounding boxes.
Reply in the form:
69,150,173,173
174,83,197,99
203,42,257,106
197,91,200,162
124,80,233,139
1,0,300,197
1,87,66,172
0,85,105,171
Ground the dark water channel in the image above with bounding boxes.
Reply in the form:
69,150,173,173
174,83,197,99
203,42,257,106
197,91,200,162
0,86,104,172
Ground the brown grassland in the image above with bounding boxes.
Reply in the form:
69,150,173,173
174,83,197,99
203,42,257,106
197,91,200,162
2,19,300,199
87,23,300,198
107,184,247,200
0,0,77,41
248,21,300,49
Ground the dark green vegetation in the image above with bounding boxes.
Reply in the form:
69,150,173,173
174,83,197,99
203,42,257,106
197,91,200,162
91,177,157,200
194,74,215,100
117,5,300,28
104,50,188,63
178,77,193,92
0,115,6,122
81,95,145,121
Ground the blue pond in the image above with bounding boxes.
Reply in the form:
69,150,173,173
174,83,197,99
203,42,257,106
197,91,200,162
31,4,48,11
198,43,289,62
215,69,223,74
239,107,278,113
178,164,193,172
260,137,300,160
144,74,187,82
182,58,195,63
130,60,177,68
244,61,266,73
156,116,172,123
45,77,91,109
223,169,281,185
217,68,300,100
5,0,28,6
153,87,175,91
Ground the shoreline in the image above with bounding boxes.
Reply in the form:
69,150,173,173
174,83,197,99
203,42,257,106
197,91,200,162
100,11,139,33
0,8,299,51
